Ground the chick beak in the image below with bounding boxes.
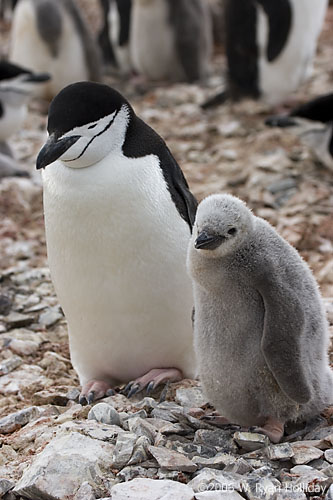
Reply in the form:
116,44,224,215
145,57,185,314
195,231,224,250
36,134,80,170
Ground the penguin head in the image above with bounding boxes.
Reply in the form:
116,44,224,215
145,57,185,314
193,194,254,257
36,82,133,170
0,61,50,100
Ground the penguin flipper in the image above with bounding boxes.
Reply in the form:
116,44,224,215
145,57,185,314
256,0,292,63
255,268,312,405
289,93,333,124
167,0,203,82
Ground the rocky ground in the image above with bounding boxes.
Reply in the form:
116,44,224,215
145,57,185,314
0,4,333,500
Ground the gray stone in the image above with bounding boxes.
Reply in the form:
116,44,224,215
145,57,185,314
188,468,243,493
286,465,331,493
39,308,63,327
271,490,307,500
243,475,281,500
0,364,51,395
266,443,294,461
234,432,270,452
194,429,238,453
175,387,208,409
134,397,158,411
322,465,333,477
291,442,324,464
224,458,253,475
14,432,114,500
128,436,151,465
112,432,138,468
159,422,191,435
151,407,179,423
88,403,121,426
110,478,194,500
192,453,236,470
117,466,158,482
73,481,96,500
0,478,14,496
0,406,42,434
325,450,333,464
326,484,333,499
128,417,159,444
148,445,197,472
0,355,22,375
7,338,40,356
166,439,216,459
4,311,34,328
195,493,244,500
66,387,80,401
59,419,123,443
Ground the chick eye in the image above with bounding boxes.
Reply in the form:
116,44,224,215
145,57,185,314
228,228,237,235
88,123,97,129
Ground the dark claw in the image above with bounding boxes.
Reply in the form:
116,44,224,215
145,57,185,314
79,396,87,405
146,381,155,395
87,391,95,404
106,388,115,396
127,383,141,398
122,381,134,395
159,381,169,403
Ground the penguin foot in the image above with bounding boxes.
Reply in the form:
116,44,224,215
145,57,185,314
251,417,284,443
123,368,183,399
79,380,114,405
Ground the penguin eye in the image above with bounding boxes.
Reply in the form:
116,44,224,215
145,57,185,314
228,228,237,235
88,123,97,129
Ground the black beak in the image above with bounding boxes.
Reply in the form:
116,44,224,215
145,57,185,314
36,134,80,170
195,231,224,250
24,72,51,83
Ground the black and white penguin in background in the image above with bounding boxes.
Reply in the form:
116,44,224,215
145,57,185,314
130,0,213,82
36,82,198,403
98,0,132,75
0,60,49,178
9,0,102,100
266,93,333,171
203,0,328,108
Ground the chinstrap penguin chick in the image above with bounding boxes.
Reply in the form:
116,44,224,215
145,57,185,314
203,0,328,108
266,93,333,171
37,81,197,404
130,0,212,82
187,194,333,443
9,0,102,100
0,60,49,177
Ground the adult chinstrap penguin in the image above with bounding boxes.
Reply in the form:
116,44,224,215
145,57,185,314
9,0,102,99
187,194,333,443
37,81,197,404
203,0,328,108
266,93,333,171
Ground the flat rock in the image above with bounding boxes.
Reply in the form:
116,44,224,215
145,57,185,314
148,445,197,472
194,429,238,453
88,402,121,426
73,481,96,500
0,364,52,395
192,453,236,470
266,443,294,461
325,450,333,464
110,478,194,500
39,308,63,327
175,387,208,409
195,493,244,500
0,405,43,434
188,468,243,493
234,432,270,451
128,417,159,444
271,491,306,500
0,478,15,496
14,432,114,500
243,475,281,500
0,355,22,375
4,311,34,328
112,432,138,468
291,442,324,464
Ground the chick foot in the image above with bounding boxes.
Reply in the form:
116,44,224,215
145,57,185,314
252,417,285,443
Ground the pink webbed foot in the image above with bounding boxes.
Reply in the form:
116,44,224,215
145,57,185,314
123,368,183,399
251,417,285,443
79,380,114,405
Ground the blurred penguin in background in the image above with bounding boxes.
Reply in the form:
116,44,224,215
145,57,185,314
97,0,132,75
130,0,213,83
266,93,333,171
203,0,328,108
9,0,102,100
0,60,49,177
